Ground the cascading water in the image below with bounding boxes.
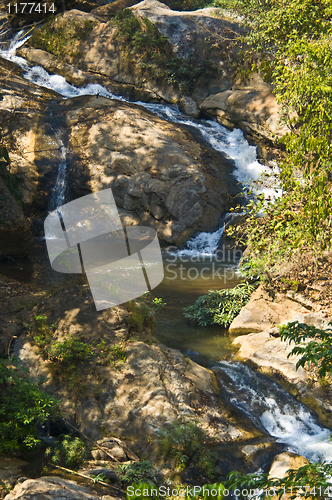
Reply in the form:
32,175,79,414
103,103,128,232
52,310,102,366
215,361,332,463
49,127,68,210
0,32,280,254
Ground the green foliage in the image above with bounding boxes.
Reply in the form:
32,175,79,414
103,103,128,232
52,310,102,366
226,463,332,499
95,339,127,366
117,460,157,486
0,359,59,455
46,435,87,470
279,321,332,379
30,16,95,62
127,295,166,333
183,282,255,327
162,0,213,10
222,0,332,277
111,9,218,93
158,419,219,478
214,0,332,50
47,338,94,363
0,146,23,203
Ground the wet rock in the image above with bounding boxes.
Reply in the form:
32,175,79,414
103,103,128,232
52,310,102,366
200,74,289,143
179,96,200,118
0,178,34,259
0,58,60,209
233,330,308,382
231,290,332,382
268,452,308,479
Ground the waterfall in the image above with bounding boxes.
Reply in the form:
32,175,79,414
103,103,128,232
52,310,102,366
214,361,332,463
49,128,67,210
0,32,280,253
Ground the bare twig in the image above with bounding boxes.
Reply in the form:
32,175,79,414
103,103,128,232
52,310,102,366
53,465,124,494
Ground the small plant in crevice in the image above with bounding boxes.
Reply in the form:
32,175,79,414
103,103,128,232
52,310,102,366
45,434,88,470
126,294,166,334
95,339,127,367
183,281,255,328
117,460,157,486
158,419,219,479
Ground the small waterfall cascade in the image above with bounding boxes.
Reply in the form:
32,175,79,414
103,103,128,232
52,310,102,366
48,127,68,211
214,361,332,463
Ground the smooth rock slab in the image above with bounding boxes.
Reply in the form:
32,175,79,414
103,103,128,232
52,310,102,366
4,476,112,500
228,285,309,335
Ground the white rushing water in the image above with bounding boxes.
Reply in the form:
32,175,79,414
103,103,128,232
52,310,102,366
0,31,280,253
45,122,68,210
216,362,332,463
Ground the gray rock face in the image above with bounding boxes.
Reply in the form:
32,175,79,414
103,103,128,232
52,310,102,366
0,178,33,259
64,95,238,246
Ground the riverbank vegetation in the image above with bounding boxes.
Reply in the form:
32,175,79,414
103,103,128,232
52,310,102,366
221,0,332,280
0,358,59,454
183,282,255,327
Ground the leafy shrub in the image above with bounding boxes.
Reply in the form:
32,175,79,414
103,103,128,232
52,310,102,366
279,321,332,379
46,338,94,363
0,359,59,454
127,295,165,333
226,463,332,500
183,282,255,327
117,461,157,486
46,435,87,470
219,0,332,277
30,17,95,62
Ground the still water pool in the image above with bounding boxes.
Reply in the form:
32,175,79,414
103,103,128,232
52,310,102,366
153,255,242,365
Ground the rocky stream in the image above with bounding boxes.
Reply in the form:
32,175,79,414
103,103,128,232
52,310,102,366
0,2,332,498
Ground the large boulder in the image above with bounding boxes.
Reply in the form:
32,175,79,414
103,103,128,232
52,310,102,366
228,285,312,335
63,95,239,246
200,76,289,143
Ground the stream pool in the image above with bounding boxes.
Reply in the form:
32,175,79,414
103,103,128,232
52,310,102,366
154,255,241,364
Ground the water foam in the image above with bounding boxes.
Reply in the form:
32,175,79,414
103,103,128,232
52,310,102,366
216,361,332,463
